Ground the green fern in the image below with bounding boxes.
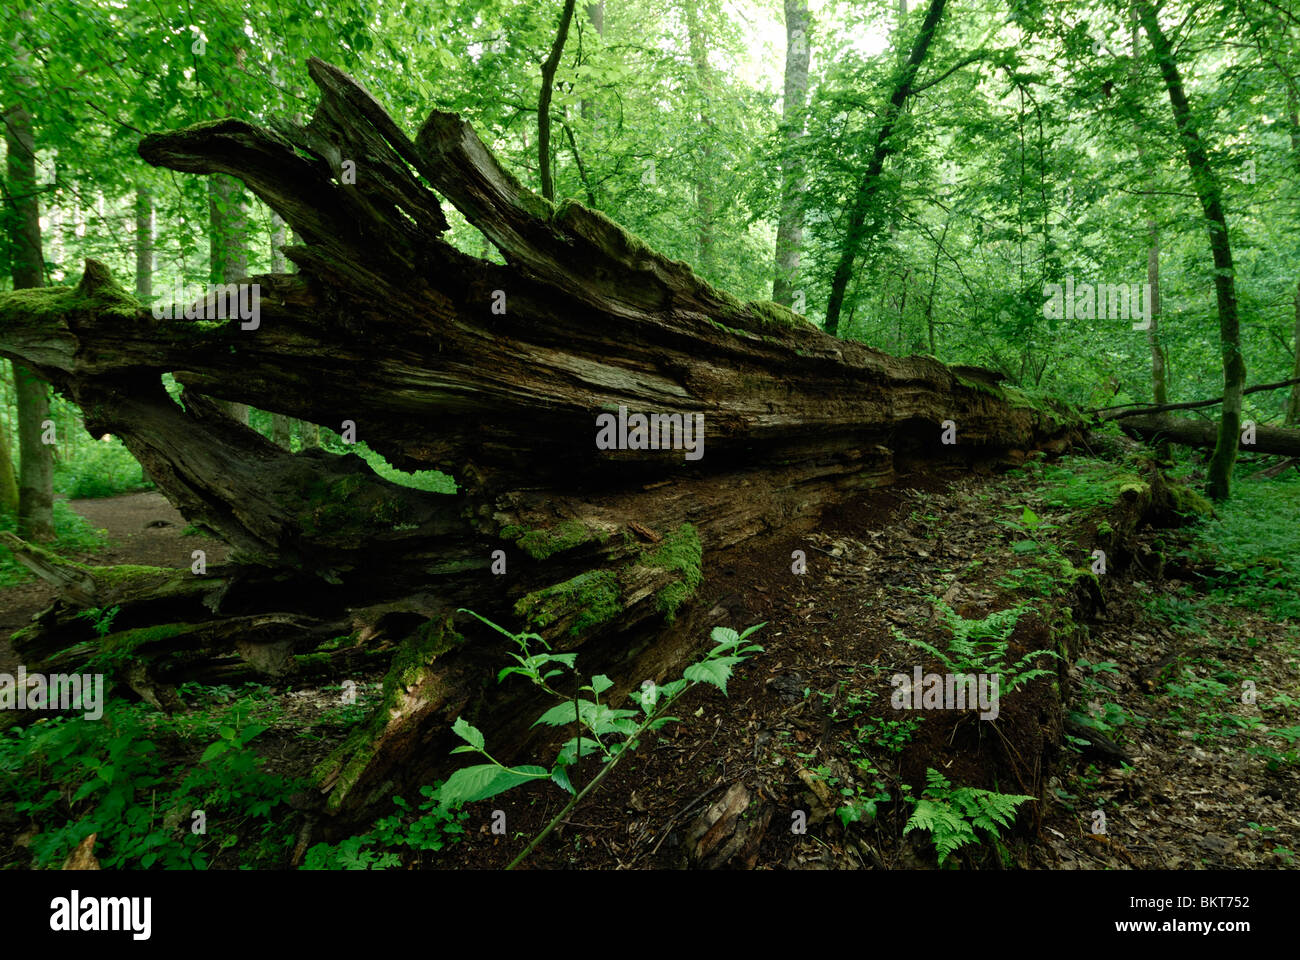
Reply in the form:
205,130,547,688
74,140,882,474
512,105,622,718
894,601,1059,695
904,768,1034,866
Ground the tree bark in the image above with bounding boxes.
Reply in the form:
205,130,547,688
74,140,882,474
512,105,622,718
0,399,17,514
1131,18,1169,461
824,0,948,337
1287,87,1300,426
1136,2,1244,501
0,58,1080,824
269,211,294,448
682,0,717,277
4,34,55,541
538,0,578,202
134,188,153,301
207,175,251,426
1118,414,1300,457
772,0,811,308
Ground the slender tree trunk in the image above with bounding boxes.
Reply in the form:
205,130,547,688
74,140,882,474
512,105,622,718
1287,89,1300,425
1288,282,1300,426
1137,2,1244,500
1145,221,1170,457
0,416,17,514
538,0,578,201
683,0,717,277
824,0,949,336
1131,19,1168,459
134,188,153,301
923,220,947,354
269,212,294,448
5,31,54,540
580,2,605,125
208,175,251,426
772,0,811,307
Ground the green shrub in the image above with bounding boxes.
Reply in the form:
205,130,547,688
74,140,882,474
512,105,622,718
54,438,153,499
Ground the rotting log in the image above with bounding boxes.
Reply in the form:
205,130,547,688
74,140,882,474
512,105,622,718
1117,413,1300,457
0,58,1082,826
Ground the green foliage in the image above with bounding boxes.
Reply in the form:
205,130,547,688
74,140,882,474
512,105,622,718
0,694,302,869
438,611,764,867
350,441,456,495
0,500,108,587
53,437,153,499
904,768,1034,866
73,603,120,638
894,600,1059,696
302,784,468,870
1180,474,1300,620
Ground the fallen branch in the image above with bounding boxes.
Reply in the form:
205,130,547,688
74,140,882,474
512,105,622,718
1095,377,1300,420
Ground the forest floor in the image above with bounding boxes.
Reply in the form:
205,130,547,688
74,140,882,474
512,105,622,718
0,492,230,675
429,456,1299,870
2,460,1297,870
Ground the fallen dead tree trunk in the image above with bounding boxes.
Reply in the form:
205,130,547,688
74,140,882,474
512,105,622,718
1117,414,1300,456
0,58,1081,826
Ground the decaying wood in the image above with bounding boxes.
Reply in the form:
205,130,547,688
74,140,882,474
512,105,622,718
1118,414,1300,457
0,58,1081,826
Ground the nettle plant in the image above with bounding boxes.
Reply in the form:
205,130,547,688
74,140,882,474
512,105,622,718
440,610,765,869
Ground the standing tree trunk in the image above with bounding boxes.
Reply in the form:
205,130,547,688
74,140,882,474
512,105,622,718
1131,19,1169,460
208,175,251,426
824,0,949,337
134,188,153,302
1287,89,1300,426
772,0,811,308
538,0,578,202
269,211,294,448
682,0,717,277
4,32,54,541
1137,2,1244,500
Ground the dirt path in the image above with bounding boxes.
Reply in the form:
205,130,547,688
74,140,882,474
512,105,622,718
0,492,230,673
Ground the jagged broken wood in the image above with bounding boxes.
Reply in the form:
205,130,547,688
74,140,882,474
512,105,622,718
0,58,1080,826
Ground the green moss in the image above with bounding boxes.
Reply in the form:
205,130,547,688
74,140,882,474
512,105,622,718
1118,480,1150,497
643,522,703,622
505,520,605,560
381,614,464,704
513,570,621,636
0,262,140,328
88,622,198,669
1167,482,1214,519
1096,520,1114,538
746,299,816,332
954,373,1004,399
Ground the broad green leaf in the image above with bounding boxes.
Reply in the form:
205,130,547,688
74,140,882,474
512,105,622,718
437,763,547,806
452,716,485,750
